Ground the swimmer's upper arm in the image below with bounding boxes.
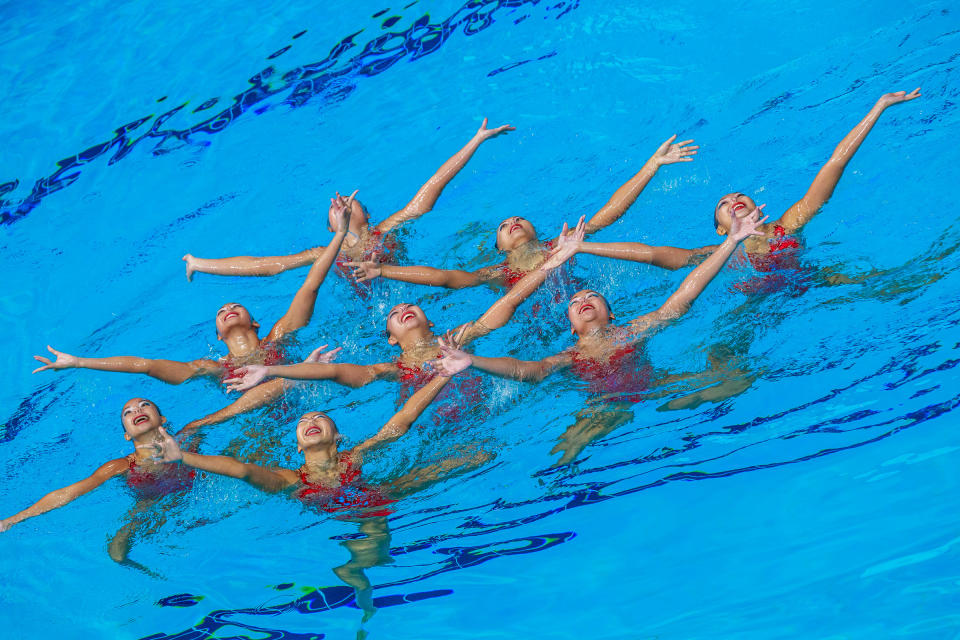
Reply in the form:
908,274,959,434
187,359,223,378
62,458,129,499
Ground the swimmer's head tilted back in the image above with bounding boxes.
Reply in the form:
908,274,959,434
215,302,260,340
713,192,758,236
120,397,166,439
296,411,342,454
494,216,537,251
384,302,434,346
328,196,368,234
566,289,615,336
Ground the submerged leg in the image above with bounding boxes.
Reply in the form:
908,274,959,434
550,402,634,466
107,499,162,576
332,517,392,622
183,247,323,281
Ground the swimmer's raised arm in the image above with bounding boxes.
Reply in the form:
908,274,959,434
224,361,397,393
0,458,128,532
778,89,921,234
352,349,468,456
264,192,354,343
575,241,720,270
31,346,221,384
630,207,767,334
460,217,586,344
376,118,515,233
580,135,698,235
153,427,296,492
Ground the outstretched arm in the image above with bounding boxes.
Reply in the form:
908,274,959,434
265,192,354,343
0,458,128,531
583,135,698,235
376,119,515,233
224,361,396,392
778,89,921,233
32,346,220,384
460,217,586,344
346,258,498,290
577,241,719,270
183,247,323,281
153,427,296,493
631,207,767,334
435,343,572,383
180,378,288,437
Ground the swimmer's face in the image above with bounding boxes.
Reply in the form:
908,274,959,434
495,216,537,251
328,197,368,231
215,302,258,338
121,397,165,439
296,411,339,451
385,302,432,345
566,289,613,335
714,192,757,235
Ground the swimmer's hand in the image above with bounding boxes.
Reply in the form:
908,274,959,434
145,426,183,463
475,117,515,141
877,88,921,109
0,518,11,532
183,254,197,282
728,205,768,242
433,337,472,377
224,365,268,392
541,215,587,271
330,190,358,233
303,344,342,364
651,134,698,166
345,251,382,283
32,345,79,373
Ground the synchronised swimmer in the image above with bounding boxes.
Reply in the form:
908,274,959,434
9,91,921,606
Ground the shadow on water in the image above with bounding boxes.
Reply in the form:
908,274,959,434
0,0,581,226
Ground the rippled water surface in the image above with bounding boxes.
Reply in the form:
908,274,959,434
2,0,960,638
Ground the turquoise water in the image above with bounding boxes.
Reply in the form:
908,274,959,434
2,0,960,637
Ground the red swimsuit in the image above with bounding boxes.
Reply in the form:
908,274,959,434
294,453,394,518
732,225,806,295
126,458,196,501
395,357,486,426
335,228,399,298
569,344,652,403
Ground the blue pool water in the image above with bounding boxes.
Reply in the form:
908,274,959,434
2,0,960,637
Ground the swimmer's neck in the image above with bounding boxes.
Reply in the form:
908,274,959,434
129,429,163,463
221,327,262,357
505,239,545,262
301,445,341,475
341,220,370,249
574,324,616,345
397,330,438,355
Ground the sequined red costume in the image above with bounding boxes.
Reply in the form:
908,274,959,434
569,344,652,403
335,228,400,298
126,458,196,501
495,240,555,288
293,453,394,517
732,225,806,295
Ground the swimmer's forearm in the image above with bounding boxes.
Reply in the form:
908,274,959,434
470,355,554,382
380,265,482,289
585,160,659,233
470,267,549,339
653,237,738,320
1,460,123,529
578,242,719,270
263,363,384,387
72,356,213,384
178,452,287,491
